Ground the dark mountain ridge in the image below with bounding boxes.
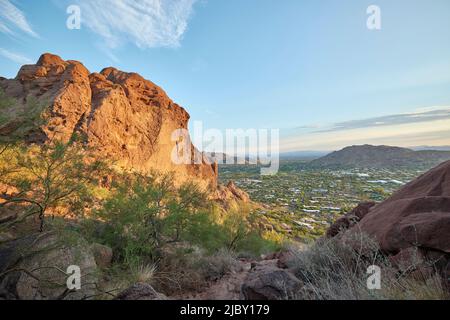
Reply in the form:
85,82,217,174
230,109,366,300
309,144,450,169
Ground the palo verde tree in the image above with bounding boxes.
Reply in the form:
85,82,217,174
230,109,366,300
164,181,209,243
95,173,178,266
0,140,105,232
93,172,214,266
0,88,105,232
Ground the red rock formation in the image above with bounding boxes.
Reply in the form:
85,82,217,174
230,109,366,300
352,161,450,254
327,160,450,288
212,181,250,205
0,53,217,188
325,201,376,238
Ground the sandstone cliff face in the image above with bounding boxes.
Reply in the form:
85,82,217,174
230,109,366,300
0,53,217,188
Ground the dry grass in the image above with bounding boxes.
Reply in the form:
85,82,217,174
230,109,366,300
130,263,156,284
285,233,449,300
153,246,240,296
197,249,241,282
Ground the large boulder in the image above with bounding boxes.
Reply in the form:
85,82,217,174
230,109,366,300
0,232,99,300
241,260,302,300
349,161,450,254
326,201,376,238
327,161,450,288
261,250,296,269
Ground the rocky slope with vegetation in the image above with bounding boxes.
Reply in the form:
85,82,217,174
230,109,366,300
0,139,276,299
0,55,449,300
327,160,450,287
0,54,270,300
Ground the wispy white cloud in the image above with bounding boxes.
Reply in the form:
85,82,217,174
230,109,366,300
0,48,32,64
72,0,198,49
314,107,450,133
0,0,38,38
283,106,450,151
0,21,12,35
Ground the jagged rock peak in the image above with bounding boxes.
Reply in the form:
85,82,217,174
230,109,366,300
0,53,217,188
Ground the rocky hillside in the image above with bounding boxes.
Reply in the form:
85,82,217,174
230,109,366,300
327,160,450,289
309,144,450,169
0,53,217,188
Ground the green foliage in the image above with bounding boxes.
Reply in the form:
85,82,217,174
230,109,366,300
0,141,105,231
163,181,209,243
169,206,278,256
91,173,277,271
94,174,170,266
179,211,228,252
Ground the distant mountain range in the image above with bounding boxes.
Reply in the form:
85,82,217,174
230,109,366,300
206,152,254,165
308,145,450,169
411,146,450,151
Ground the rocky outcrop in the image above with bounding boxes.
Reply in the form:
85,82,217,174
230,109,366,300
241,260,302,300
261,250,296,269
212,181,250,204
349,161,450,254
0,53,217,188
327,160,450,288
326,202,376,238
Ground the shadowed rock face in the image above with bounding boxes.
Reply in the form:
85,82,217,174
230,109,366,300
0,53,217,188
327,160,450,288
325,201,376,238
327,161,450,254
353,160,450,254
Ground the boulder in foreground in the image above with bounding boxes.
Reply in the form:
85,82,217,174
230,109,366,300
327,160,450,288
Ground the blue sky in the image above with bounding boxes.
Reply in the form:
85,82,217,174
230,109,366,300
1,0,450,151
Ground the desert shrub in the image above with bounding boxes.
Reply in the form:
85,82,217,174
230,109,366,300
93,173,278,267
0,140,105,232
93,175,213,264
286,233,449,300
224,210,281,256
153,246,241,295
235,230,280,257
163,181,210,243
197,249,241,281
180,209,279,256
93,174,171,266
126,263,157,284
180,211,229,252
86,172,278,297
